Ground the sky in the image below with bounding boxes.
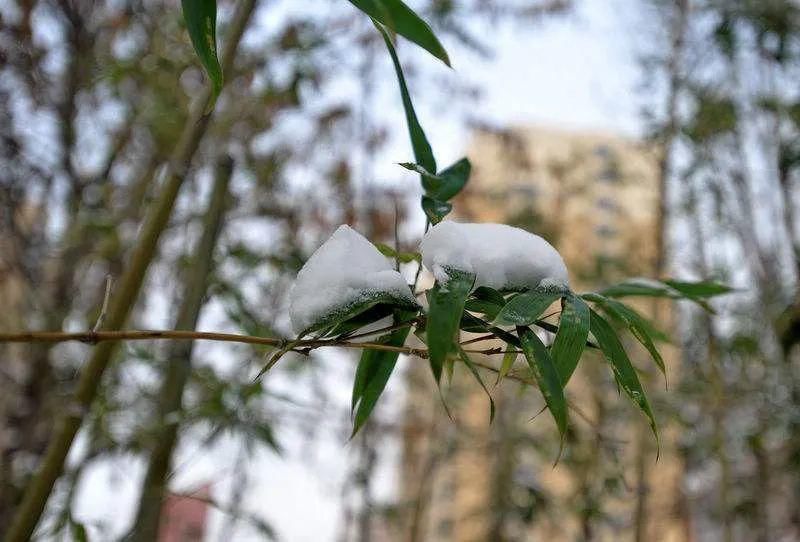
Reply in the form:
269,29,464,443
71,0,648,540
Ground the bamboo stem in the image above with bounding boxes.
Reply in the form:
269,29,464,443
129,155,234,541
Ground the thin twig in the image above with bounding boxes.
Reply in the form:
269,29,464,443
92,275,113,333
459,333,496,346
0,329,520,359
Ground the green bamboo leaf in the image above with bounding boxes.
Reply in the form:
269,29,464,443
517,326,568,442
398,157,470,201
496,349,518,386
373,242,421,263
583,293,668,380
600,278,677,298
464,286,505,320
601,277,731,312
457,347,496,422
302,290,418,337
375,22,436,174
325,304,395,338
662,279,734,298
430,158,471,201
426,268,475,383
181,0,223,104
551,294,591,386
421,196,451,224
460,313,521,347
351,311,414,437
473,286,506,306
494,288,564,327
350,0,451,65
589,308,659,448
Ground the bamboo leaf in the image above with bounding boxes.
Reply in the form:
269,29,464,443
398,157,471,201
421,196,451,224
460,313,521,347
430,157,471,201
426,268,475,383
302,290,418,337
464,287,505,320
496,349,517,386
662,279,734,298
517,326,568,441
551,294,591,386
351,311,414,436
600,278,730,312
181,0,223,104
375,22,436,174
458,347,496,422
583,293,668,380
588,308,659,448
350,0,451,65
494,288,563,327
373,242,421,263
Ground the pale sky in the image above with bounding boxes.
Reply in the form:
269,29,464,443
72,1,650,540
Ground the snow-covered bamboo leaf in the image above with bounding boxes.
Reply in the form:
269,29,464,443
375,22,436,174
517,326,568,441
583,293,667,379
589,308,659,447
350,0,450,65
181,0,223,105
426,268,475,383
351,311,414,437
494,288,563,326
551,294,590,386
289,225,418,335
457,347,495,422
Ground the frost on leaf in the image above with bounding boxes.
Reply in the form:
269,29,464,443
419,221,569,291
289,225,417,334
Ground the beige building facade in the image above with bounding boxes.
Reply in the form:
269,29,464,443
395,126,686,542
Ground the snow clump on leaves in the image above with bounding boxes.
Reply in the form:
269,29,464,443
419,221,568,290
289,225,416,333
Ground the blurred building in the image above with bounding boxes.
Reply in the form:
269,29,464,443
395,126,685,541
157,485,211,542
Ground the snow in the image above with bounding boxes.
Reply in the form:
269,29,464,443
419,221,569,291
289,225,416,333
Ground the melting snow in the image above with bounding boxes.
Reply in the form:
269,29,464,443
419,221,569,291
289,225,415,333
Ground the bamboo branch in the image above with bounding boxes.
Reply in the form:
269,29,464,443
0,329,521,360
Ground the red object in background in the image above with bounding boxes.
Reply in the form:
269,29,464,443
157,484,211,542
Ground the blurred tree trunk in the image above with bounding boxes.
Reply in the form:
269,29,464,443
635,2,688,540
129,155,233,541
